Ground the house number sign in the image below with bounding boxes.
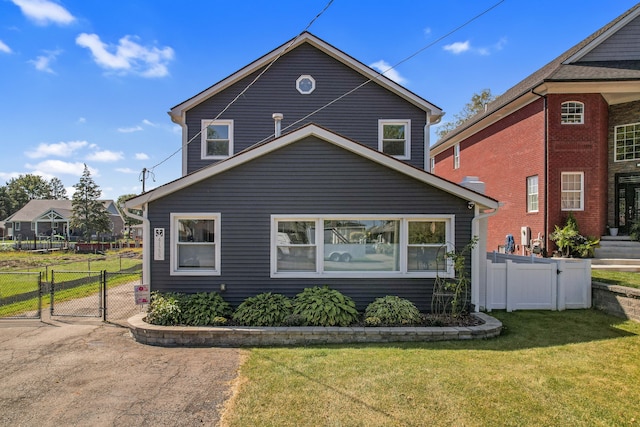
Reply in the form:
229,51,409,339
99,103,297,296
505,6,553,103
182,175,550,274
154,228,165,261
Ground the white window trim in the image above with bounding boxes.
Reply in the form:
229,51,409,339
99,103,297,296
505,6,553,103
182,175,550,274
430,157,435,173
454,143,460,169
614,122,640,162
378,120,411,160
15,222,21,231
561,172,584,211
271,214,454,279
170,213,221,276
296,74,316,94
527,175,539,213
561,101,584,125
201,119,234,160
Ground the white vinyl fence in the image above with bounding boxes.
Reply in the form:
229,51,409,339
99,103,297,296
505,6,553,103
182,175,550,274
482,253,591,312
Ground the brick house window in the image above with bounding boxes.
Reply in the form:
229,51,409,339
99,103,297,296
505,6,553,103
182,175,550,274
454,143,460,169
561,172,584,211
614,122,640,161
561,101,584,124
527,175,538,212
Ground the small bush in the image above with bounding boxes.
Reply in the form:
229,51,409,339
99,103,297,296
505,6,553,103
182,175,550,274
181,292,232,326
364,316,382,326
212,316,228,326
292,286,359,327
364,295,421,326
147,292,182,326
232,292,293,326
283,314,306,326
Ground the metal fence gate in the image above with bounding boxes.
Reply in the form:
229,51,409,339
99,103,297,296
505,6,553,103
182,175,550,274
50,268,143,324
0,272,43,319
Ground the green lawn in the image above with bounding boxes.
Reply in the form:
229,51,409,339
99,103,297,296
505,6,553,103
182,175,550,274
223,310,640,427
592,269,640,289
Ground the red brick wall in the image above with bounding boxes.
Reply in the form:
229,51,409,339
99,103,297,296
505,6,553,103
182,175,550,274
547,94,609,239
434,98,546,252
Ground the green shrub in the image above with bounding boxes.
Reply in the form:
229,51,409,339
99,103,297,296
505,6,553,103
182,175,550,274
292,286,359,326
180,292,232,326
232,292,293,326
364,296,421,326
212,316,228,326
283,314,306,326
146,292,182,326
364,316,382,326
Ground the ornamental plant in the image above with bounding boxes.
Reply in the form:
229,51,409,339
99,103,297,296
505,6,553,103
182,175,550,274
232,292,293,326
146,292,182,326
364,295,421,326
180,292,232,326
292,286,359,326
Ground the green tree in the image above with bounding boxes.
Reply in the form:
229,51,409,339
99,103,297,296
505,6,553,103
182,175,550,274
49,177,68,200
70,164,111,241
4,174,52,215
436,89,495,139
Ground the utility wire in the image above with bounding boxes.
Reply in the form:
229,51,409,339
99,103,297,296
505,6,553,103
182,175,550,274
145,0,503,182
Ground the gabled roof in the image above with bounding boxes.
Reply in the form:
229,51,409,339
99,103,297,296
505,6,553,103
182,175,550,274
125,124,498,210
169,32,443,125
432,3,640,152
6,199,119,223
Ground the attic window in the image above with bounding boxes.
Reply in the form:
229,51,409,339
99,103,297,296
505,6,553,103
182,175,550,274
378,120,411,159
201,120,233,159
296,75,315,94
561,102,584,124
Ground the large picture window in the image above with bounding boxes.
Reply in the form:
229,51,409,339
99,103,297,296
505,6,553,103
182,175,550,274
201,120,233,159
561,172,584,211
272,215,454,278
170,213,220,276
378,120,410,159
615,122,640,161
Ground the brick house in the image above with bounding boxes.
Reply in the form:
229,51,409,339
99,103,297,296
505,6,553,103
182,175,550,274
430,4,640,255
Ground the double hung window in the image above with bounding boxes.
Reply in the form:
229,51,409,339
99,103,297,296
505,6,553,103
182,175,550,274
272,215,454,278
378,120,410,159
561,172,584,211
527,175,539,213
201,120,233,159
170,213,220,275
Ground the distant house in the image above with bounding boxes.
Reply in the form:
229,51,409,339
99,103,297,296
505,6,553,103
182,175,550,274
4,199,125,241
125,32,499,311
430,4,640,255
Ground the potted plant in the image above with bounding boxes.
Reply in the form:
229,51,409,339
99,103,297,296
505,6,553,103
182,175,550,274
608,225,619,236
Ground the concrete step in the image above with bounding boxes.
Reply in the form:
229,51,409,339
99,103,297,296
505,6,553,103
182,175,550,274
595,236,640,260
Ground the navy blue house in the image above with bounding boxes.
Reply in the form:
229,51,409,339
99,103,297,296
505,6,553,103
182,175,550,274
125,33,499,311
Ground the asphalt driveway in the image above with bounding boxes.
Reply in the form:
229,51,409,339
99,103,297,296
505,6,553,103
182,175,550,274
0,316,243,426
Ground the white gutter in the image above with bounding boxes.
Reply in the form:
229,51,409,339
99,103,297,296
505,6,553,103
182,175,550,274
470,203,501,312
123,204,150,287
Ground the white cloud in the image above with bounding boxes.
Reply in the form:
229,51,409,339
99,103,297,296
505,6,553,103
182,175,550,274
76,33,174,78
444,41,470,54
423,27,432,37
135,152,149,160
115,167,138,174
86,150,124,162
28,49,62,74
25,140,88,159
77,117,86,124
25,160,88,176
142,119,157,127
12,0,75,26
0,40,12,54
369,60,407,85
117,125,143,133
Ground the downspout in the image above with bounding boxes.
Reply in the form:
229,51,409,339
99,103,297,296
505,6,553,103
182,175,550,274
424,110,442,172
531,88,548,255
471,204,501,312
124,204,150,286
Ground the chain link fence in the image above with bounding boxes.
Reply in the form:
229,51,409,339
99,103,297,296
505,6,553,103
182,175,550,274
0,272,42,319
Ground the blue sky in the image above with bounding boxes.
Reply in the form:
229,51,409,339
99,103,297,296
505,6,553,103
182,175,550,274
1,0,638,201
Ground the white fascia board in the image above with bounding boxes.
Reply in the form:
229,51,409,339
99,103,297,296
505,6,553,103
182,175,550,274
125,125,498,210
169,33,442,124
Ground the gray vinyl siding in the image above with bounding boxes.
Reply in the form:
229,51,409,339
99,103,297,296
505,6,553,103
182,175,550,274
579,15,640,62
185,43,427,174
148,136,473,312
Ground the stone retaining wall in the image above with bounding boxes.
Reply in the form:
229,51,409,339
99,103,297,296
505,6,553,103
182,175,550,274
128,312,502,347
592,281,640,322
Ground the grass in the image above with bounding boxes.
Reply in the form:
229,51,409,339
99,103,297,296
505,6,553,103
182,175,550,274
592,269,640,289
222,310,640,427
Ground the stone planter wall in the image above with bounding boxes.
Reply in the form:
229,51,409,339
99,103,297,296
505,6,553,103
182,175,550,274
128,313,502,347
592,281,640,322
